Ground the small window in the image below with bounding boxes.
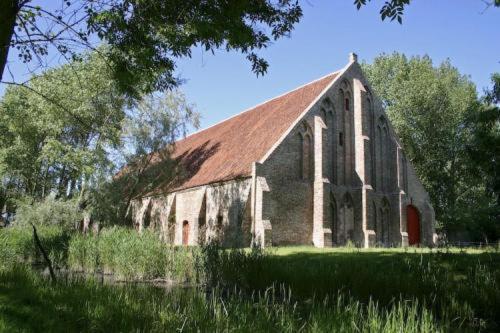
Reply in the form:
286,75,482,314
344,98,350,111
339,132,344,146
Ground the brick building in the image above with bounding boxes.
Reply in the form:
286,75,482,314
130,54,436,248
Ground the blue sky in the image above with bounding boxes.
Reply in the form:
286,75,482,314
175,1,499,131
2,1,499,132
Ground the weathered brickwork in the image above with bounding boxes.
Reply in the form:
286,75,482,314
130,54,436,248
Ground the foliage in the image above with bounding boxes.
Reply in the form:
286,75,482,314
1,247,500,331
0,52,199,227
68,227,195,281
354,0,500,23
2,0,303,95
6,0,497,93
463,73,500,241
89,91,200,226
194,243,266,289
1,225,499,331
0,51,127,204
0,265,445,333
354,0,410,23
213,247,500,331
361,53,496,239
0,225,70,269
14,196,81,230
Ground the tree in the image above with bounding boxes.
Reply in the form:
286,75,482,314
0,51,127,205
463,74,500,241
90,91,199,226
362,53,479,234
1,0,303,96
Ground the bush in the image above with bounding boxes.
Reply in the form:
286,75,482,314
15,196,81,230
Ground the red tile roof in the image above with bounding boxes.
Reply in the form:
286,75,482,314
147,71,339,194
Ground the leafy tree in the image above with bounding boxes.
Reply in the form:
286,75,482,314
0,51,127,205
15,195,81,230
89,91,199,226
1,0,303,96
362,53,479,234
463,74,500,241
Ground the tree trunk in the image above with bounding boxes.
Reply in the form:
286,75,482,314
57,165,67,198
0,0,20,82
32,224,57,283
82,211,91,234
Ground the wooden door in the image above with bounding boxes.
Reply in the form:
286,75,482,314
182,221,189,245
407,205,420,245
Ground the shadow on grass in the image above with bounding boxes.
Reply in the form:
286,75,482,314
0,266,192,332
218,248,500,331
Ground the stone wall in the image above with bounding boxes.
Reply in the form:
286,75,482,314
130,178,252,247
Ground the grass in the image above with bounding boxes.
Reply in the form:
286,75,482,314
205,245,500,331
0,265,444,332
1,226,499,332
68,227,195,281
0,225,70,268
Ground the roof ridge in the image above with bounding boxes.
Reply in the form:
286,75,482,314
176,70,341,143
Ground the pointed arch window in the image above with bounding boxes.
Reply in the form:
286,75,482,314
301,133,312,180
330,192,337,244
299,122,313,181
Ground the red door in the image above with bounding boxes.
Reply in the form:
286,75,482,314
407,205,420,245
182,221,189,245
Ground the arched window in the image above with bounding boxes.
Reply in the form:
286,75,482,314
377,116,390,192
330,193,337,244
216,214,224,242
321,100,335,184
369,201,377,231
182,220,190,245
143,200,152,229
382,126,390,191
167,196,176,244
300,129,313,181
367,97,376,188
376,125,383,191
401,155,408,192
198,194,207,246
340,193,354,244
380,198,391,246
339,82,352,186
344,90,353,185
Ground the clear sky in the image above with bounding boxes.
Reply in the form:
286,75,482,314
174,1,500,131
2,1,499,133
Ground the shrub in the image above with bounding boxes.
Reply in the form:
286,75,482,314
15,196,81,230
